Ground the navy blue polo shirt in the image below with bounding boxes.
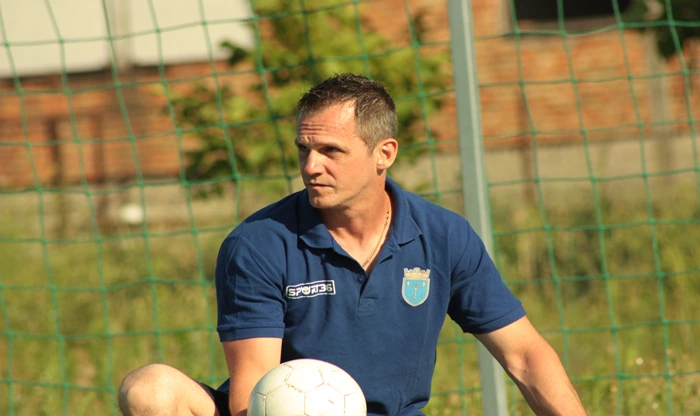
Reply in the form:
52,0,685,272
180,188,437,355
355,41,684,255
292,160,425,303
215,178,525,416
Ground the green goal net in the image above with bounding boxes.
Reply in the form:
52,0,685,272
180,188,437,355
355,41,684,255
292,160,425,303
0,0,699,415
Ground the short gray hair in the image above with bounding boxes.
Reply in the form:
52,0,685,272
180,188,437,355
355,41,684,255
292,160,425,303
296,73,398,151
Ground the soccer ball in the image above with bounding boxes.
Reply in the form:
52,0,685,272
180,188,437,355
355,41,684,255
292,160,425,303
247,358,367,416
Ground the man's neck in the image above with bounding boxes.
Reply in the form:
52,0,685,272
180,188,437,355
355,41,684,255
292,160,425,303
322,189,390,245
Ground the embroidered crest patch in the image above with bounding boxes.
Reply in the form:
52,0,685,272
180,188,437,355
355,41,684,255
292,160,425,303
402,267,431,306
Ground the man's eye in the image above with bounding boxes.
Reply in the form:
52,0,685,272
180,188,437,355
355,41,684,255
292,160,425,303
296,144,309,152
324,147,339,154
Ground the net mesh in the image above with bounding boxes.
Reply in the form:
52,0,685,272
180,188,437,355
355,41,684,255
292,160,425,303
1,0,699,415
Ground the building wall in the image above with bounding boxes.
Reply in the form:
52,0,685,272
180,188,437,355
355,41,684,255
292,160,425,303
1,0,698,188
0,62,231,187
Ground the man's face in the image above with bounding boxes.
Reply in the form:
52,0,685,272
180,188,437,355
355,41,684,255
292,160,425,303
295,103,379,210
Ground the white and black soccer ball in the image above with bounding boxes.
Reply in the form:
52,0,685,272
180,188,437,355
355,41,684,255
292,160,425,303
247,358,367,416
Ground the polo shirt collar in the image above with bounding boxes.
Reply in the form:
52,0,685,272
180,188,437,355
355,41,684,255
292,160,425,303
386,177,421,245
298,190,334,249
297,177,422,249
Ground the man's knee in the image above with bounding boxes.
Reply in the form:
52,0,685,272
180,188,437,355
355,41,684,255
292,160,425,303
118,363,181,415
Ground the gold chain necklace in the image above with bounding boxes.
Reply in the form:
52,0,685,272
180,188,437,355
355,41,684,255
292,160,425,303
362,196,390,269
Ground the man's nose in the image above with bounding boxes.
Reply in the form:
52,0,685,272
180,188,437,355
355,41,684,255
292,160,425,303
301,151,323,176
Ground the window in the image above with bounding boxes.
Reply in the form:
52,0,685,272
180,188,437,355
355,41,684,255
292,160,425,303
512,0,633,24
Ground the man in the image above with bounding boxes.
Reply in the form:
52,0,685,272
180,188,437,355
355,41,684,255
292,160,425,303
119,73,586,416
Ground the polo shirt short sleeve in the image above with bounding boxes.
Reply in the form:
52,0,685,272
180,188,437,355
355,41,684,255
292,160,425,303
215,193,298,342
446,221,526,334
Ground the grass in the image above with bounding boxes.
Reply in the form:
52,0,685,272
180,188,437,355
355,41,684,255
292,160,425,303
1,180,699,415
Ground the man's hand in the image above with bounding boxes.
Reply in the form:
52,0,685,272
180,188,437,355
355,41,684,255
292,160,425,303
475,317,587,416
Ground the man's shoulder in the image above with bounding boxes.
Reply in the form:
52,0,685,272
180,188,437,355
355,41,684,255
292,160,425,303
227,191,303,241
400,188,466,226
393,186,477,251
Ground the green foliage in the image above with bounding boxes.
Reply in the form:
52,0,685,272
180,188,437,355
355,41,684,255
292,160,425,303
625,0,700,59
170,0,451,198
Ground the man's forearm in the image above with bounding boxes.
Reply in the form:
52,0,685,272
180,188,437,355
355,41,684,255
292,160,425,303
509,343,587,416
222,338,283,416
229,389,249,416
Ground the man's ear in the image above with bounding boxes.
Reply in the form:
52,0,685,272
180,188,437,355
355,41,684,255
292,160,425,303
376,138,398,171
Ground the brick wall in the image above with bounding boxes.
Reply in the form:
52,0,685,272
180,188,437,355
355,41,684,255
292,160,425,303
0,61,233,187
1,0,698,188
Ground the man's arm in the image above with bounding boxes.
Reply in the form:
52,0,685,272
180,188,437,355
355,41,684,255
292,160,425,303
222,337,283,416
474,316,587,416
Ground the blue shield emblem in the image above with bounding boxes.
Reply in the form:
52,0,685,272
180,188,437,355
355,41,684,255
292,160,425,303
402,267,431,307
